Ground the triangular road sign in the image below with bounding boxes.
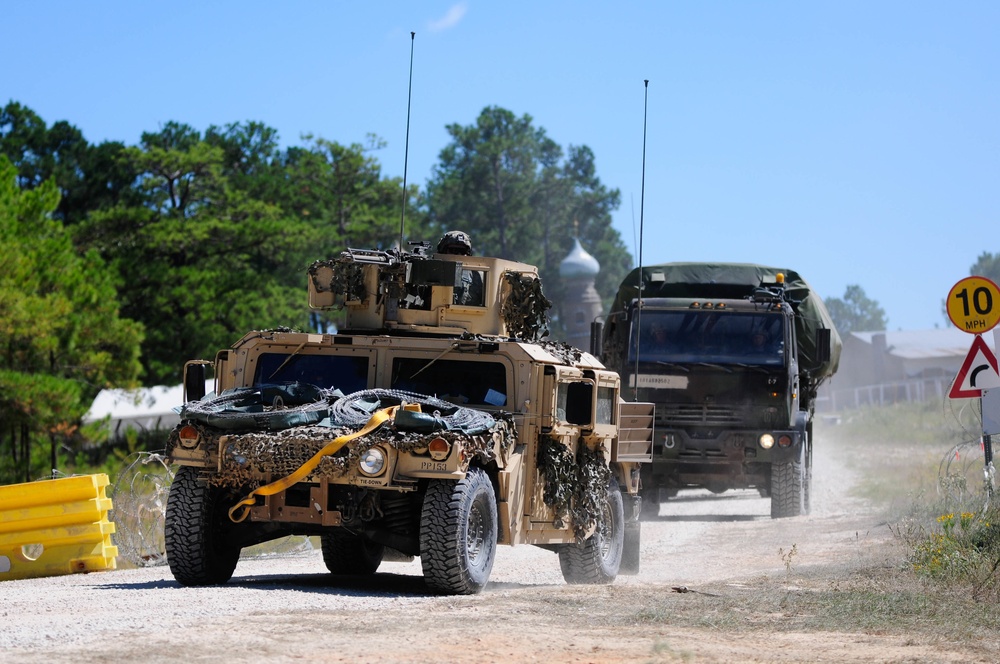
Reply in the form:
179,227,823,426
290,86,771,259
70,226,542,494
950,334,1000,399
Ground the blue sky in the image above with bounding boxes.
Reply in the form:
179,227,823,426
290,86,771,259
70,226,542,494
5,1,999,331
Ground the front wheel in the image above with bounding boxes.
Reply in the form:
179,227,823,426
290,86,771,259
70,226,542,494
558,477,625,584
770,443,809,518
164,466,242,586
420,467,498,595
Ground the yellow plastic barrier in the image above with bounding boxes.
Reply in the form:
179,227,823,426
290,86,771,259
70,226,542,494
0,473,118,581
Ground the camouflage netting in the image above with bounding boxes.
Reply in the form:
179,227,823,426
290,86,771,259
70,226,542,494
214,417,515,489
169,386,517,488
537,340,586,365
501,271,551,341
538,437,612,542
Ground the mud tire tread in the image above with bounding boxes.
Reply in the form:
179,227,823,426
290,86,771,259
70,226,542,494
419,468,497,595
164,466,240,586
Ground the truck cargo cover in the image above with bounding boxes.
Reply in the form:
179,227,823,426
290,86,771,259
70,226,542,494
611,262,841,378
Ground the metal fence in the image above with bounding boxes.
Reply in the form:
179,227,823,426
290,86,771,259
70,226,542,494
816,376,954,412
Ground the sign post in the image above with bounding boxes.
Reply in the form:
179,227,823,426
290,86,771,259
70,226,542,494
947,277,1000,500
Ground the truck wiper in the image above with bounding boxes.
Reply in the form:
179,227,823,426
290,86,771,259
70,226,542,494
694,362,734,373
655,361,690,373
727,362,772,374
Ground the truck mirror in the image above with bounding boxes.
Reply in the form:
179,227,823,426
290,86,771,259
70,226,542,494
590,321,604,358
816,328,832,365
184,363,206,403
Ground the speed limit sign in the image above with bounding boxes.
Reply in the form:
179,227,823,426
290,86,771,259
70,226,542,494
947,276,1000,333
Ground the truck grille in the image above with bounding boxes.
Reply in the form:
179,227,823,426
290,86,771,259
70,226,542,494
659,404,742,426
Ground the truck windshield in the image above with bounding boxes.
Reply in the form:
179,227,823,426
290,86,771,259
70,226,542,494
629,310,785,367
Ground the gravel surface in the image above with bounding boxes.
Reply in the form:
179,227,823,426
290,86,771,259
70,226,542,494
3,435,984,663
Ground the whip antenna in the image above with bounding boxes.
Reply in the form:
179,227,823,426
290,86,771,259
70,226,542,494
634,79,649,399
399,31,415,251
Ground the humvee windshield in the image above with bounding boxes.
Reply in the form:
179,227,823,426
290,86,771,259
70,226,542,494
254,353,370,393
391,358,508,407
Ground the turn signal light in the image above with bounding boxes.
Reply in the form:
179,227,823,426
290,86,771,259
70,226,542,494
178,425,200,449
428,437,451,461
778,435,793,448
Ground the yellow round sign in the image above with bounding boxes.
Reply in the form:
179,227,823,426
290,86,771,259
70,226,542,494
947,276,1000,333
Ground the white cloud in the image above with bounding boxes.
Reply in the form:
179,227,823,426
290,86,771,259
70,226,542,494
427,2,467,32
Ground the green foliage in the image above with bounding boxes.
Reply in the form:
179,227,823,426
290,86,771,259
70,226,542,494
970,251,1000,284
824,284,888,334
0,101,140,225
0,155,142,483
75,123,317,384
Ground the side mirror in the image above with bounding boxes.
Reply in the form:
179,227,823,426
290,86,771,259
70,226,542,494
590,320,604,358
183,362,207,403
815,328,832,365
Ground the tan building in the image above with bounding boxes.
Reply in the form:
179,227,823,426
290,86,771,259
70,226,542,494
820,328,979,410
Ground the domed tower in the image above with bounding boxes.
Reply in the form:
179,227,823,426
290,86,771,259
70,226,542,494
558,236,602,350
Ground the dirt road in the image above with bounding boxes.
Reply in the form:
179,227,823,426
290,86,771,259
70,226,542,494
2,435,996,663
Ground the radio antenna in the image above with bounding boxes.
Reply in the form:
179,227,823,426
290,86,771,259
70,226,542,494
399,31,416,253
633,79,649,400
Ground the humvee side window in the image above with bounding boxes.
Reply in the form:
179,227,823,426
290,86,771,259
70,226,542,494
596,386,616,425
556,381,593,425
254,353,369,394
391,358,507,406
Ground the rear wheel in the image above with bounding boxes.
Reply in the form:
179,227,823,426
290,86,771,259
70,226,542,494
619,520,641,575
420,467,497,595
639,487,660,520
320,531,384,575
558,477,624,584
164,466,241,586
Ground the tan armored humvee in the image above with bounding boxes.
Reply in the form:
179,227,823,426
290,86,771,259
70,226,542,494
164,244,653,594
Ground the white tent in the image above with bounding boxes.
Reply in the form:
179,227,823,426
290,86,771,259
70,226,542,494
84,381,213,440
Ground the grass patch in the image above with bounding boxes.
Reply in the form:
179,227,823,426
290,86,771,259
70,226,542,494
819,398,1000,602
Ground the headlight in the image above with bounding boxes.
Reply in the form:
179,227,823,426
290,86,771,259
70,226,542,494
759,433,775,449
359,447,387,476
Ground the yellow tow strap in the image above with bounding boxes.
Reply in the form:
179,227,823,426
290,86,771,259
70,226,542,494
227,406,397,523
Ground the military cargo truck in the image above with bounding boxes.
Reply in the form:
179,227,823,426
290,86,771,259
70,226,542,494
164,243,653,594
596,262,840,518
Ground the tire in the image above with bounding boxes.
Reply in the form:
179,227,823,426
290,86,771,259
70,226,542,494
420,467,498,595
164,466,241,586
619,520,641,575
770,445,807,519
558,477,625,584
804,426,813,515
320,531,384,575
639,487,660,520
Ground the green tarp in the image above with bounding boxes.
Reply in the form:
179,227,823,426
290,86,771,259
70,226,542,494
611,262,841,378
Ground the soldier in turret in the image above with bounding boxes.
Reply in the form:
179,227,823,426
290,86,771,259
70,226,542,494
437,230,484,306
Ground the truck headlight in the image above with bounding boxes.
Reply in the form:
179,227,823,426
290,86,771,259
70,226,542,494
759,434,775,449
359,447,387,477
